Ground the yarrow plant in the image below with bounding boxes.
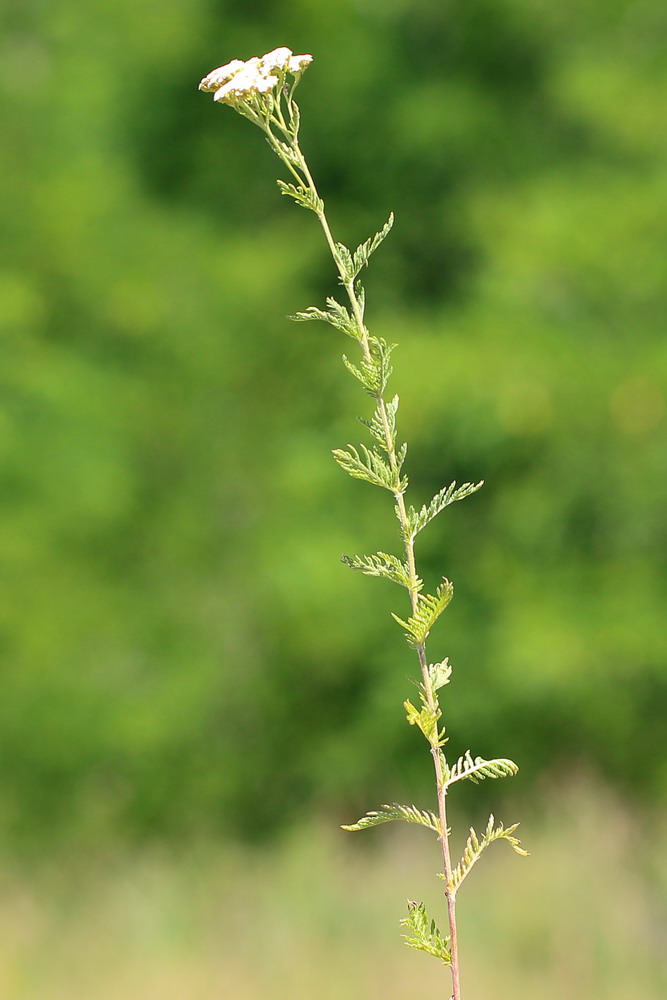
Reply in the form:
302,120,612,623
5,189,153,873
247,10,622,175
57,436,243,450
199,47,528,999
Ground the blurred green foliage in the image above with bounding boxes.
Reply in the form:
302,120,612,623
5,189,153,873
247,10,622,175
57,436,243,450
1,0,665,848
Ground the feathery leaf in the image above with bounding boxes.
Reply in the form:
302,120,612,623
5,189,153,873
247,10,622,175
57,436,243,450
446,814,528,897
332,443,407,493
335,242,354,282
342,338,394,397
400,901,451,964
341,551,419,590
351,214,395,278
392,579,454,645
444,751,519,789
404,698,445,746
429,659,453,691
276,179,323,213
290,297,361,340
368,337,394,395
358,395,400,450
406,481,484,538
342,802,441,835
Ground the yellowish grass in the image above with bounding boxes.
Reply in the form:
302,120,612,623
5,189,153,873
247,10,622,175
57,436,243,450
0,781,664,999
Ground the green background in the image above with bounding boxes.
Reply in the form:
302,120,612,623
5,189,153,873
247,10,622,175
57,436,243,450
1,0,666,853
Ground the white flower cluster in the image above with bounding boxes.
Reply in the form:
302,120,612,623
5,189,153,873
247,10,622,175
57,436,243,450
199,47,313,105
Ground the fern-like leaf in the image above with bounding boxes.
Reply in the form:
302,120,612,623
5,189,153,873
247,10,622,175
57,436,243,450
324,297,360,338
354,280,366,318
358,394,400,450
276,179,323,213
332,443,406,493
272,139,301,166
335,242,354,282
404,698,445,747
342,355,375,394
391,579,454,645
400,901,451,965
291,297,361,340
429,659,453,691
446,814,528,897
341,551,419,591
291,304,329,324
342,338,394,398
351,213,395,278
342,802,441,835
406,481,484,539
443,751,519,789
395,441,408,471
368,337,394,395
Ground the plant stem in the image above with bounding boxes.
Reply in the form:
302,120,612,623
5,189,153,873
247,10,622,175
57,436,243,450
258,94,465,990
300,155,463,1000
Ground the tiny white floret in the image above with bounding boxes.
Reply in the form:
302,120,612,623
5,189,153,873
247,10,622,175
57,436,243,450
212,61,280,103
288,54,313,73
255,73,279,93
212,79,240,103
261,47,293,70
199,59,245,92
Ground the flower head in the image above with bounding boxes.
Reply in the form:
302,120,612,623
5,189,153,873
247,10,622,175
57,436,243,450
213,70,279,103
199,47,313,107
198,60,245,93
260,47,293,71
288,53,313,73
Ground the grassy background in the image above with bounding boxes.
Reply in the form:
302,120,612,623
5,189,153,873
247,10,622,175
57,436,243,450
1,783,665,998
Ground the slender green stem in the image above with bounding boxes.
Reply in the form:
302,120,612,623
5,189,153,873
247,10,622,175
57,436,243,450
257,99,464,995
295,137,463,1000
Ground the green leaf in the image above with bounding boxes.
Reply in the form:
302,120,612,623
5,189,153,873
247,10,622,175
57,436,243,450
335,242,354,282
290,297,361,340
368,337,394,395
342,355,368,392
343,337,394,398
276,179,323,213
391,579,454,645
288,100,300,132
404,698,444,746
437,750,450,787
342,355,380,396
354,280,366,318
272,139,300,165
444,751,519,789
445,814,529,897
325,298,359,337
290,304,330,324
406,480,484,538
332,443,407,493
351,213,394,278
341,551,419,590
342,802,441,835
395,441,407,471
429,659,453,691
400,901,451,965
358,395,400,451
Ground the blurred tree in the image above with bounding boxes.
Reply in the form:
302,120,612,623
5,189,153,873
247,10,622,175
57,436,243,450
0,0,665,848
